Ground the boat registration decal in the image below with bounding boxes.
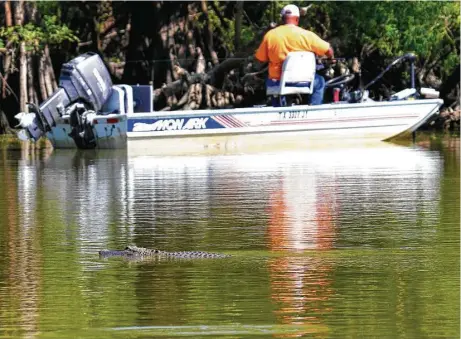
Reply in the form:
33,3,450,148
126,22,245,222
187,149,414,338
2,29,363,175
128,116,225,132
278,110,310,119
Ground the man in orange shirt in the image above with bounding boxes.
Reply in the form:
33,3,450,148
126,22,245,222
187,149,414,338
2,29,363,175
255,4,334,105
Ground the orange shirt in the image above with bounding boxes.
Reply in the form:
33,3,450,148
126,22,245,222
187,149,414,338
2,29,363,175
255,24,330,80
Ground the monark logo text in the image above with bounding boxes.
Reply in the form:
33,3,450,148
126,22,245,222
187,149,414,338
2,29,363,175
133,117,209,132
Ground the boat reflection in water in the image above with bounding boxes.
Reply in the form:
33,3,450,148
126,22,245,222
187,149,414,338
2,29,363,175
32,143,442,249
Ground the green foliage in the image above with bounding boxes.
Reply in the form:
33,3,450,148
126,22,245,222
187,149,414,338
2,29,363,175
0,3,78,53
36,0,61,16
196,0,459,79
42,15,79,45
207,2,235,52
322,1,460,77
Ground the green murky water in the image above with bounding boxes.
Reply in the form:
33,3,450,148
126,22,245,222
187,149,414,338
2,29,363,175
0,134,459,339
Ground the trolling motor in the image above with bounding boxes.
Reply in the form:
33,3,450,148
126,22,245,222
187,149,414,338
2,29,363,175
363,52,418,100
322,53,425,104
15,52,113,149
359,53,422,102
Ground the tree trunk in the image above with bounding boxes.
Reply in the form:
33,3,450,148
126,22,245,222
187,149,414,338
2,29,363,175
43,63,54,98
2,51,12,98
25,0,37,23
44,45,57,92
38,52,48,101
2,1,13,99
200,0,219,65
4,0,13,26
41,46,54,97
234,1,243,51
13,0,24,25
19,42,28,112
27,52,37,105
14,1,27,111
0,110,15,134
24,1,38,106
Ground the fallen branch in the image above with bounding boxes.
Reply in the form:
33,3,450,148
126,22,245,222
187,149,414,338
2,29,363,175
174,91,189,110
78,40,93,47
152,25,271,110
0,70,19,103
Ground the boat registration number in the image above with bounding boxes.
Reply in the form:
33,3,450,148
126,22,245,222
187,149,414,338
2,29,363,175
279,111,309,119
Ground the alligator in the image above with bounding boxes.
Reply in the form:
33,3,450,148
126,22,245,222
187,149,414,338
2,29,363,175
99,245,230,260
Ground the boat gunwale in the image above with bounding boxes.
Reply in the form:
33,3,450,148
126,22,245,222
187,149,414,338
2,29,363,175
124,98,444,120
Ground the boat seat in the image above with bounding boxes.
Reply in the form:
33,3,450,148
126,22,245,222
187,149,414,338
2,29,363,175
116,85,134,114
266,51,316,106
100,86,125,115
132,85,154,113
100,85,134,115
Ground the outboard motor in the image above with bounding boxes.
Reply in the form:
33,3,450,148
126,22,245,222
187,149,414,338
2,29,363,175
15,52,113,148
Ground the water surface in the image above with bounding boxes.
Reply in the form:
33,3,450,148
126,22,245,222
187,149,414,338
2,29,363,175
0,135,459,338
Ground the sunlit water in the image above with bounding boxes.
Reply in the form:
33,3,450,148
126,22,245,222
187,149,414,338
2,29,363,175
0,136,459,339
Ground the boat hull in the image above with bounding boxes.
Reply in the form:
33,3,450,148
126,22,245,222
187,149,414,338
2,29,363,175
126,99,443,155
42,98,443,155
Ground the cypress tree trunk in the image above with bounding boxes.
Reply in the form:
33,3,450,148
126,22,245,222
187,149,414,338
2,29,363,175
19,42,28,112
234,1,243,51
4,0,13,26
44,45,57,92
2,0,13,99
27,52,38,105
14,0,28,112
0,107,15,134
38,51,48,101
200,0,219,65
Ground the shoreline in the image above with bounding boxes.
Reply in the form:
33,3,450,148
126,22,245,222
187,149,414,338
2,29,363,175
420,107,460,132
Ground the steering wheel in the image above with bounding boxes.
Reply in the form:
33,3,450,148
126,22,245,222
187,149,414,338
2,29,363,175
325,74,355,88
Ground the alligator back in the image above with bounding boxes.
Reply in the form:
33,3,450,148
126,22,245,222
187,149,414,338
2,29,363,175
99,246,230,259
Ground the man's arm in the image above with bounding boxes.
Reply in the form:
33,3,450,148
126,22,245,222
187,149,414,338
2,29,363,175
254,36,268,63
253,35,269,73
325,46,334,59
304,31,334,59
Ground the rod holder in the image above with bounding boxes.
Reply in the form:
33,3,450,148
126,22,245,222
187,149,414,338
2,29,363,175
406,53,417,89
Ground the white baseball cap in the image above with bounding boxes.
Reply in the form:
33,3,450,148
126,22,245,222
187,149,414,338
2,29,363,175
280,4,300,17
